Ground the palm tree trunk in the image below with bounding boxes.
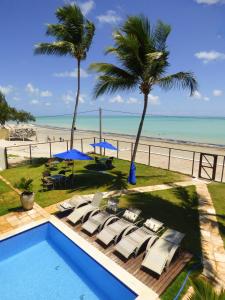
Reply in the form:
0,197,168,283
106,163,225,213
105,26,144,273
70,59,81,149
130,93,148,163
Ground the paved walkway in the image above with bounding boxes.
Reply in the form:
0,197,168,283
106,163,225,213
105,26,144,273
195,183,225,289
45,179,197,214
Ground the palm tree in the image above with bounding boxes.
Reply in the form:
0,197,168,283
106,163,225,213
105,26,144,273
188,277,225,299
35,4,95,149
90,16,197,182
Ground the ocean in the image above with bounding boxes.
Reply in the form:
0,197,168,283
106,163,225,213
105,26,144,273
35,115,225,146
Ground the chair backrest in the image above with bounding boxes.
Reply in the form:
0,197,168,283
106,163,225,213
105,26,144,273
162,229,185,245
92,192,103,207
123,208,141,223
144,218,164,233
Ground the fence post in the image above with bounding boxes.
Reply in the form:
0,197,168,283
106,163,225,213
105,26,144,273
103,138,106,156
168,148,171,170
49,142,52,158
93,137,96,154
148,145,151,166
221,156,225,182
117,140,119,159
191,152,196,177
66,140,69,151
131,143,133,161
29,145,32,164
81,138,83,152
4,147,8,169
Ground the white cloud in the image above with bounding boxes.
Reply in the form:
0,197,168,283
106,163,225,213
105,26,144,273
109,95,124,103
191,91,210,101
54,68,89,78
13,96,20,101
126,97,139,104
79,0,95,15
195,51,225,63
62,91,86,105
44,102,51,106
195,0,225,4
40,90,52,97
26,83,39,95
149,94,160,105
30,99,39,105
213,89,223,97
0,85,14,95
97,10,122,25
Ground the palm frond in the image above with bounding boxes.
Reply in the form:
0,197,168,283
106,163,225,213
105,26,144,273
81,21,95,53
153,21,171,51
34,42,74,56
56,4,83,25
93,75,137,98
158,72,198,96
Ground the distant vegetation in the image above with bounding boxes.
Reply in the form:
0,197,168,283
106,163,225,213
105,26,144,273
0,91,35,126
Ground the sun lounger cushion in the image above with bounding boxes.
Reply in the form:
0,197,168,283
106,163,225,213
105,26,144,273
123,210,139,222
144,218,163,232
162,229,185,245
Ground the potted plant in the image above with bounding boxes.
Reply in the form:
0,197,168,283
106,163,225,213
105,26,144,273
16,177,34,210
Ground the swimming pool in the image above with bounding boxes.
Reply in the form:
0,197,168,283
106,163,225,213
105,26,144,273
0,222,137,300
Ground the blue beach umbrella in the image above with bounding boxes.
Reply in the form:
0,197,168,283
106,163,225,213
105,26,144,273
128,162,136,185
53,149,94,161
90,141,117,151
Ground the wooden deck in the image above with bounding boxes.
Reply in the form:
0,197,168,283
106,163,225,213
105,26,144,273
58,214,192,296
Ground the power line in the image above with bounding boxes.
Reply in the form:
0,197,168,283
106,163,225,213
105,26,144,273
36,109,99,118
103,109,152,117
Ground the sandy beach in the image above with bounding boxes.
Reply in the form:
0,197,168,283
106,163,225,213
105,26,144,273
1,124,225,182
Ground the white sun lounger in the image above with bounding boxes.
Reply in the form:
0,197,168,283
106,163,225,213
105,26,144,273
141,229,185,275
96,208,141,246
67,192,103,225
57,195,93,212
81,199,119,235
114,218,164,259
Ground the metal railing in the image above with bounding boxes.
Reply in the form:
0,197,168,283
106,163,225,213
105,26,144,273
4,136,225,183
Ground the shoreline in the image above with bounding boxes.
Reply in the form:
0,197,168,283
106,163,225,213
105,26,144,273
32,123,225,151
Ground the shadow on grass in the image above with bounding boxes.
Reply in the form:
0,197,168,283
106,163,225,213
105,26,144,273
122,189,201,256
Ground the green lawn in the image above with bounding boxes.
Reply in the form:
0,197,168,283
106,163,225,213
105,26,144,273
0,156,189,208
0,179,20,216
118,186,201,299
208,182,225,246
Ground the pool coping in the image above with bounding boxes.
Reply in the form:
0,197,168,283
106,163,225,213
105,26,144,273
0,216,159,300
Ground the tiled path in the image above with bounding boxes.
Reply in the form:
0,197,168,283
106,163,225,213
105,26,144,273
195,183,225,289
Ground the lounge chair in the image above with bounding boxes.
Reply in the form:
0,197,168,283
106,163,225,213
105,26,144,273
96,208,141,246
57,194,94,212
67,192,103,225
141,229,185,275
114,218,164,259
81,199,119,235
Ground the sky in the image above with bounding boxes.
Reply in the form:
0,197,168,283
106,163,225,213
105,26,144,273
0,0,225,117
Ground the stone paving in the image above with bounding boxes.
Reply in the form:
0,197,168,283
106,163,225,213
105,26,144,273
0,203,49,236
195,183,225,289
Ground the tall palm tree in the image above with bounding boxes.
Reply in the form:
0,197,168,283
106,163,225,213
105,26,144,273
90,16,197,182
35,4,95,149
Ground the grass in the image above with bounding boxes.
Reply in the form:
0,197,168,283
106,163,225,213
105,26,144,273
118,186,202,299
0,156,189,208
208,182,225,247
0,179,20,216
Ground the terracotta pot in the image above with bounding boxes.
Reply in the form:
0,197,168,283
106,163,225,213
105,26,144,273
20,192,34,210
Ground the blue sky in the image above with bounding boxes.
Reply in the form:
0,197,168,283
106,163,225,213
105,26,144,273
0,0,224,117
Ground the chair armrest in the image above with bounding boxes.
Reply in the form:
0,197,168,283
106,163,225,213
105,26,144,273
166,244,180,269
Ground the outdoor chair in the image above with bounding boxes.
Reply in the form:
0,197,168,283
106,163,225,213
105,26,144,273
42,170,51,177
81,198,120,235
141,229,185,275
41,178,54,191
67,192,103,225
114,218,164,259
96,208,141,246
57,194,93,212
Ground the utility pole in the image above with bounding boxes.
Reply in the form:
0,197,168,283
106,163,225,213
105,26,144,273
99,107,102,155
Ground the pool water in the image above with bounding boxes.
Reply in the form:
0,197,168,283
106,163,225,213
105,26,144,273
0,223,136,300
